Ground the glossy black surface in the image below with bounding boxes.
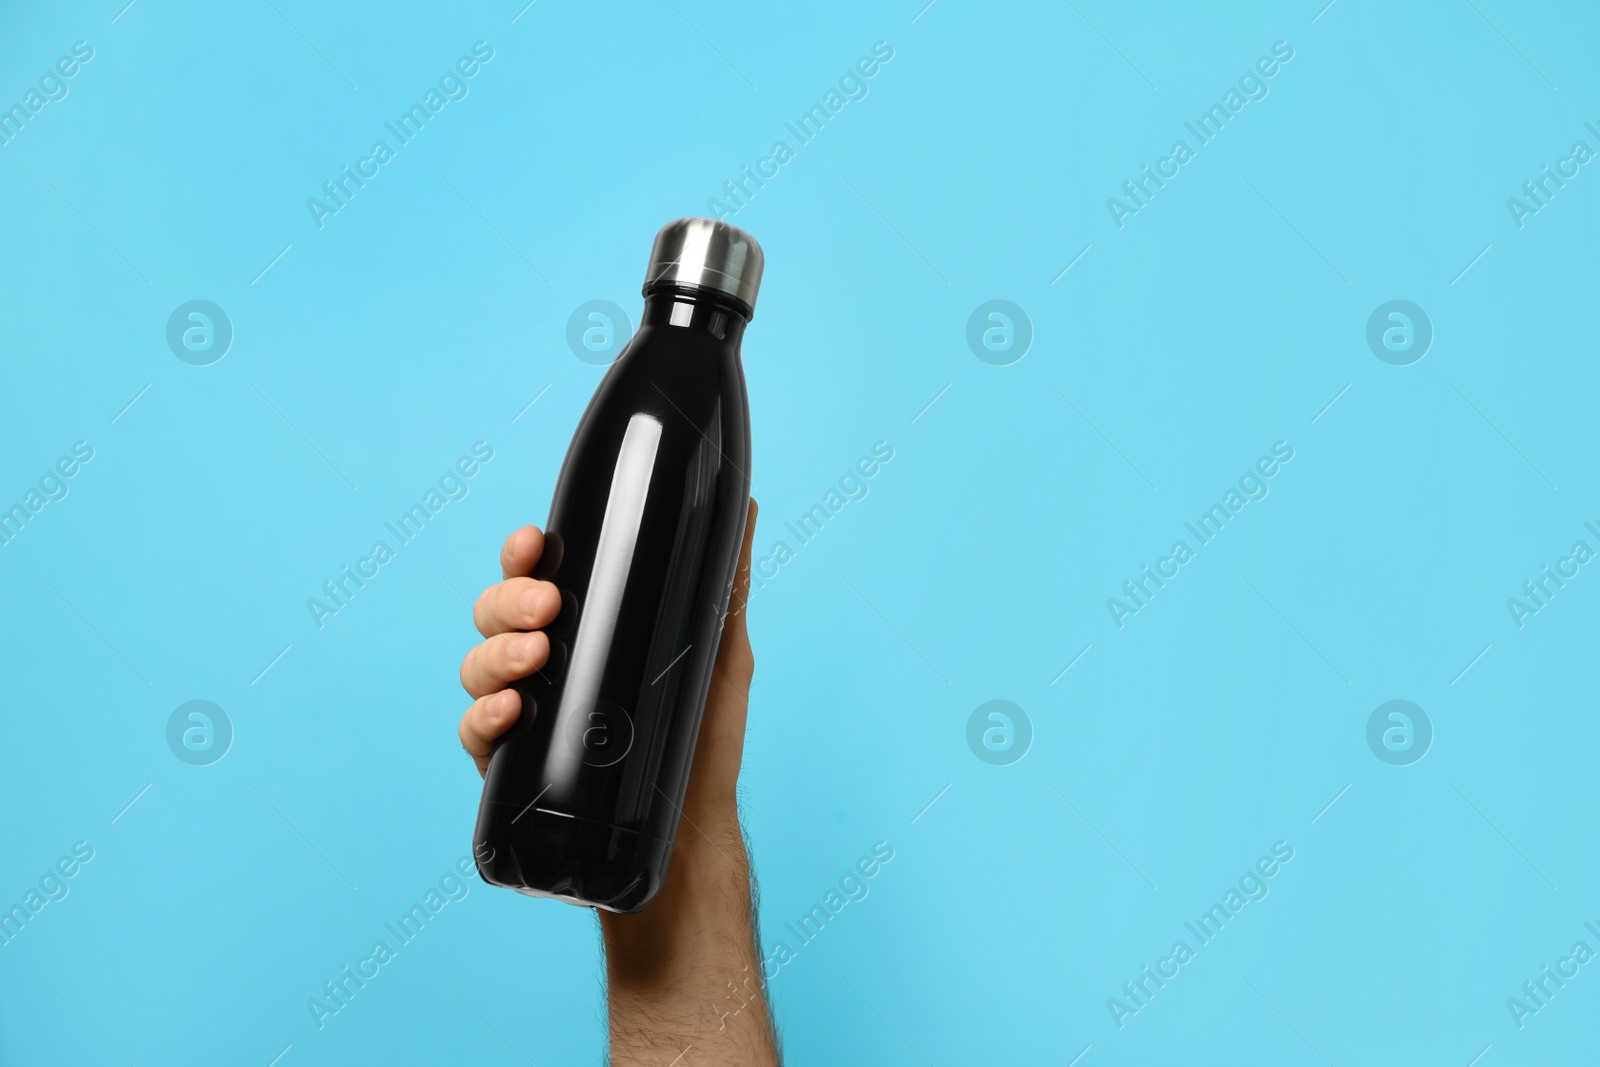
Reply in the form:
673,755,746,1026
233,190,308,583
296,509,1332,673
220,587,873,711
473,285,752,912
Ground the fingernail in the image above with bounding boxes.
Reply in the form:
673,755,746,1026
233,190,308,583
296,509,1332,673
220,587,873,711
521,586,541,618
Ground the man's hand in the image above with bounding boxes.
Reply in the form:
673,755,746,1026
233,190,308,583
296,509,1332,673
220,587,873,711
458,501,781,1066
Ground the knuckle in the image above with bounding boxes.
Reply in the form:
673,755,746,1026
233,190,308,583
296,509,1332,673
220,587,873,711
502,634,528,671
499,632,538,675
487,585,512,631
517,633,545,671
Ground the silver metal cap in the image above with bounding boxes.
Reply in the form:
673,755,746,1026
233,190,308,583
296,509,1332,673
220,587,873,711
643,218,764,313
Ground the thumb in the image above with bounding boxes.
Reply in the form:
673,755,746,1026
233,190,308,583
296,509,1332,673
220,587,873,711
710,499,758,698
722,499,758,640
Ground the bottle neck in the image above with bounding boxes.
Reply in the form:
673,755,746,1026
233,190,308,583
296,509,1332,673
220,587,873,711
640,286,750,347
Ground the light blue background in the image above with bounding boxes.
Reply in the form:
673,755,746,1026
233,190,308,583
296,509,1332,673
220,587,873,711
2,1,1597,1063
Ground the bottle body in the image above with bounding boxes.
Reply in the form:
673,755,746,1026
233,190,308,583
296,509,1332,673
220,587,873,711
474,286,752,912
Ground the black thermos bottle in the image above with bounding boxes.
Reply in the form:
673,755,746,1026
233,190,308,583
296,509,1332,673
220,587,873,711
473,218,761,912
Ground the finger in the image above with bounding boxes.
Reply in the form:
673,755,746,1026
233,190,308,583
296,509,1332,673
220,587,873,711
500,525,545,581
474,577,561,637
460,630,551,698
460,689,522,776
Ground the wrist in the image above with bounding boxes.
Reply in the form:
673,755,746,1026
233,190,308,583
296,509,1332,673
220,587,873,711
598,808,779,1065
598,808,752,969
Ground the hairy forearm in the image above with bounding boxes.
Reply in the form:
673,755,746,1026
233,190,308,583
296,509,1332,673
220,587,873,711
599,811,780,1066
